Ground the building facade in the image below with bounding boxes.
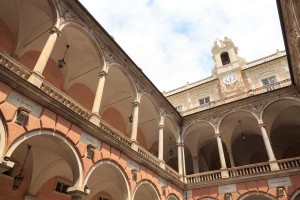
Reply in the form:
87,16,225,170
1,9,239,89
0,0,299,200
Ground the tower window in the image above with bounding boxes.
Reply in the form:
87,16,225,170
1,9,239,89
221,52,230,65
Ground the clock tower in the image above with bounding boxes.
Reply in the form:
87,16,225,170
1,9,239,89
211,37,246,94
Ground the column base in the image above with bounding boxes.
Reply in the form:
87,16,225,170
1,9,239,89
67,186,90,200
89,113,101,126
269,160,279,171
220,167,229,178
28,71,44,88
131,141,139,151
0,158,15,174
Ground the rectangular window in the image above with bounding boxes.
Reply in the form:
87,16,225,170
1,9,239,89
54,181,70,194
175,105,182,112
198,97,210,105
261,76,277,86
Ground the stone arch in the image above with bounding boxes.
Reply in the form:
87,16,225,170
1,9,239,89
167,193,179,200
5,130,83,192
183,120,216,140
290,189,300,200
132,179,161,200
238,192,276,200
84,160,131,200
107,62,138,100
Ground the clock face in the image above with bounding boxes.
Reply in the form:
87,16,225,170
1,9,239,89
223,73,237,85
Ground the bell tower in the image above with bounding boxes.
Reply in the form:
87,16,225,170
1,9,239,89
211,37,244,75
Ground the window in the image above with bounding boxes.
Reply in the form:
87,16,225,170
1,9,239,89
261,76,277,86
175,105,182,112
221,52,230,65
198,97,210,105
54,181,70,194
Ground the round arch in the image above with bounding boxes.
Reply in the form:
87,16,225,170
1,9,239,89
167,193,179,200
238,192,276,200
132,180,161,200
290,189,300,200
107,62,138,100
139,91,161,122
84,160,130,200
5,130,83,189
182,120,216,140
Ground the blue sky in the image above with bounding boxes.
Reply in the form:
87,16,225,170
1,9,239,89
79,0,284,91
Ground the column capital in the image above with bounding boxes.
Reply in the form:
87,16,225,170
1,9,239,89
49,27,62,36
98,71,108,78
259,123,266,128
215,133,221,138
158,124,164,129
132,101,140,107
176,142,185,147
192,156,198,160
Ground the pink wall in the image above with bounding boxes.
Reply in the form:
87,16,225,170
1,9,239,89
67,83,94,110
0,19,15,55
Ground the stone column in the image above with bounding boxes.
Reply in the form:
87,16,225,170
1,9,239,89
24,195,38,200
228,149,235,168
130,102,140,151
177,142,184,176
28,27,60,88
192,156,199,174
158,125,164,161
215,132,229,178
259,123,279,170
90,71,108,125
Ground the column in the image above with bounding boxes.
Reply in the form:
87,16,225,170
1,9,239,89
192,156,199,174
89,71,108,125
228,149,235,168
215,131,229,178
130,101,140,151
67,186,90,200
177,142,183,176
28,27,60,87
158,125,164,161
259,123,279,170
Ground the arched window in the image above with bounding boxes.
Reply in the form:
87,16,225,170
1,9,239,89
221,52,231,65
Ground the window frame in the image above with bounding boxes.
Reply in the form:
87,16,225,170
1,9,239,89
261,76,277,86
198,96,210,106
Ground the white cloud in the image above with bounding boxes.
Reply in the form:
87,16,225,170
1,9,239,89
79,0,284,91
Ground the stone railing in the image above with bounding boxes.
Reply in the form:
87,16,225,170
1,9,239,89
182,79,291,116
278,156,300,170
138,146,160,166
186,170,222,183
0,51,32,80
165,165,181,179
99,121,132,147
228,162,271,178
40,81,92,120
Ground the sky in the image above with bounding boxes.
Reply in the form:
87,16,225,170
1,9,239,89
79,0,284,92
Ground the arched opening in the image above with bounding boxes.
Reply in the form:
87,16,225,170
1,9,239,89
133,180,160,200
239,192,276,200
3,131,82,199
102,107,126,134
164,116,179,171
262,98,300,159
221,52,230,65
84,161,130,200
167,194,179,200
67,83,95,110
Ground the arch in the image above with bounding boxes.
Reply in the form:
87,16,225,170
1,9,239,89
257,69,277,79
84,160,130,200
290,189,300,200
167,193,179,200
238,192,276,200
101,107,126,134
0,115,6,157
5,130,83,189
108,62,138,100
132,180,161,200
58,21,105,67
139,92,161,121
183,120,216,140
